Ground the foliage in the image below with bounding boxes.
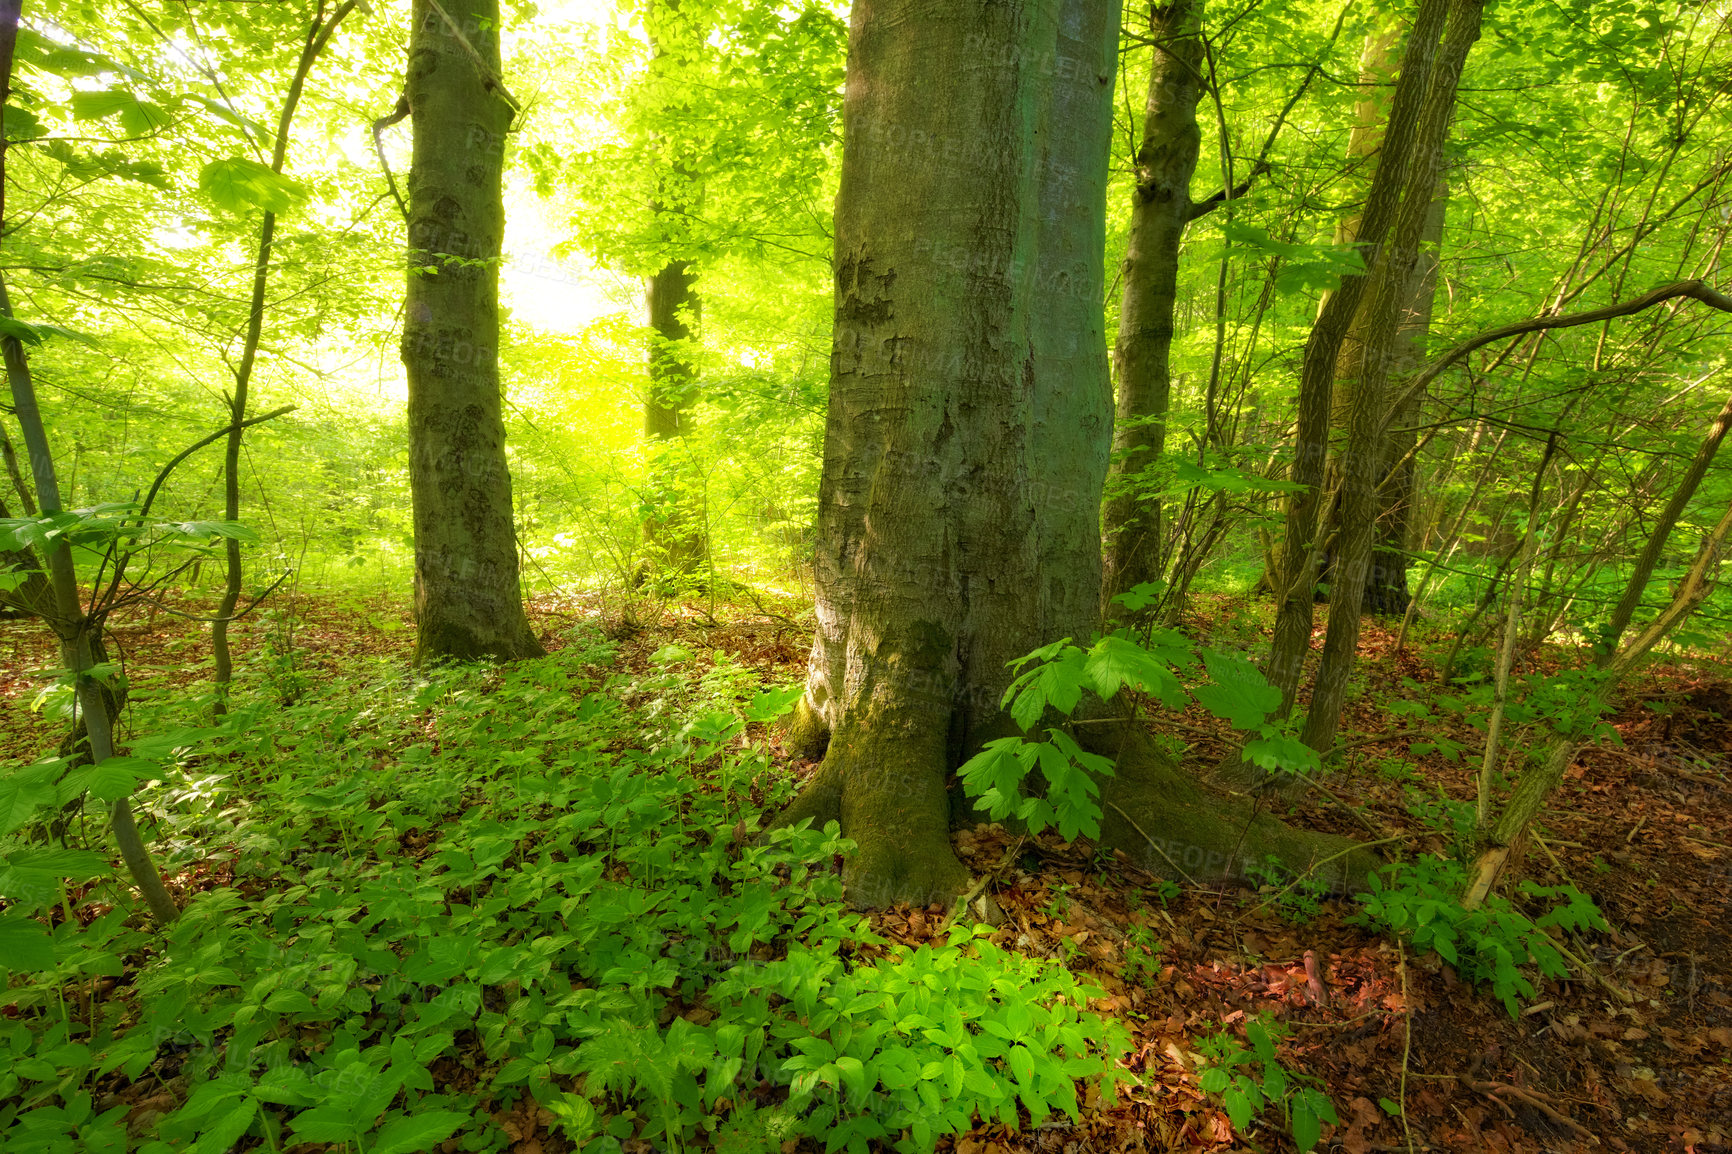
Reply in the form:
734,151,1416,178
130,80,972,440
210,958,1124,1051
0,637,1133,1153
1353,856,1611,1017
1196,1014,1338,1153
958,629,1317,842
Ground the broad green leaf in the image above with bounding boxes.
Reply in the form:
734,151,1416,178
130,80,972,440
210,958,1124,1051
1191,649,1281,730
4,847,110,877
370,1110,471,1154
70,90,172,135
198,157,306,214
192,1099,257,1154
0,912,55,970
61,756,154,803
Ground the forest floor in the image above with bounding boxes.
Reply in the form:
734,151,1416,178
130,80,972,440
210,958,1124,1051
1,588,1730,1154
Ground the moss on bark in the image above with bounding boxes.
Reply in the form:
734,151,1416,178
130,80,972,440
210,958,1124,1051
1092,726,1381,891
781,696,831,761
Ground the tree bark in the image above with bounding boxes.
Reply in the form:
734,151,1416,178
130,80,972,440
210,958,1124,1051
1100,0,1205,617
641,257,708,577
402,0,543,664
0,268,179,925
1316,22,1446,619
1263,0,1452,715
782,0,1376,908
1299,0,1482,754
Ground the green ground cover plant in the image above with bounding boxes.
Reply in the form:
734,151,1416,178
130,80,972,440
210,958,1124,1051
0,636,1133,1153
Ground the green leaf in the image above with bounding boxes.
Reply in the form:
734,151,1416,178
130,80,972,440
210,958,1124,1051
0,315,44,345
198,157,306,214
69,90,172,135
0,912,55,970
166,520,261,544
743,684,805,723
4,847,110,877
1191,649,1281,730
192,1099,257,1154
1291,1096,1323,1153
1083,635,1184,705
61,756,155,803
262,989,317,1014
1110,581,1164,612
370,1110,471,1154
1241,734,1320,777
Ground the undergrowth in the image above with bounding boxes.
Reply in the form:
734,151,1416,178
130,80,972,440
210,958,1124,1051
0,633,1133,1153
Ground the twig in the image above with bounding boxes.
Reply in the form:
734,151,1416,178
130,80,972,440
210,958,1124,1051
371,94,410,222
1458,1077,1599,1144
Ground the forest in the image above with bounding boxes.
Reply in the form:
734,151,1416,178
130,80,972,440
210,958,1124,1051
1,0,1730,1150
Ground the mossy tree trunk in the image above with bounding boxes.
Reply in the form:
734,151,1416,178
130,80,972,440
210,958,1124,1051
782,0,1378,908
401,0,543,664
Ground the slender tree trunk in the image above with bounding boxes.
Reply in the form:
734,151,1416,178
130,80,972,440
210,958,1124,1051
1477,434,1554,827
1100,0,1204,616
641,257,707,577
1264,0,1452,715
0,273,179,924
1596,385,1732,662
401,0,543,663
1466,490,1732,906
1317,25,1448,618
1299,0,1483,754
782,0,1373,908
212,2,355,714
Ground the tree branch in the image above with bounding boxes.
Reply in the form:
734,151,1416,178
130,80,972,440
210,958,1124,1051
1382,279,1732,434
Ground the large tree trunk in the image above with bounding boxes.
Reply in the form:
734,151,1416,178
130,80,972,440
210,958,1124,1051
782,0,1375,908
401,0,543,664
1100,0,1205,615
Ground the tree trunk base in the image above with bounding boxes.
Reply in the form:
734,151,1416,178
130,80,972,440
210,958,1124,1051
772,706,969,910
772,714,1380,907
781,696,831,761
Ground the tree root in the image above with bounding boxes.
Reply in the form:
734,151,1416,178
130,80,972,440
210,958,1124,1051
1458,1073,1599,1144
1092,725,1384,891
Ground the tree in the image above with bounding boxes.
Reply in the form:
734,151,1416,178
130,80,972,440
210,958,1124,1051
1099,0,1205,613
212,0,358,712
637,2,710,582
0,0,177,925
400,0,543,663
1314,16,1447,618
781,0,1369,908
1262,0,1476,732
